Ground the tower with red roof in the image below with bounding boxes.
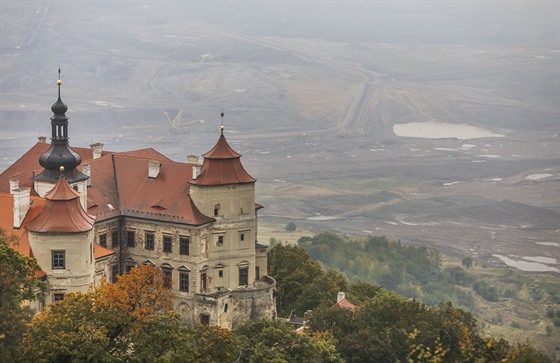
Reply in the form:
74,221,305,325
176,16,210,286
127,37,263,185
26,175,98,302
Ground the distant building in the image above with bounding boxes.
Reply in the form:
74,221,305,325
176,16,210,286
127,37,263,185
0,74,276,328
331,291,356,311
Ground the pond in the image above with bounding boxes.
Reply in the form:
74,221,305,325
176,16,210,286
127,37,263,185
493,254,559,273
393,121,504,140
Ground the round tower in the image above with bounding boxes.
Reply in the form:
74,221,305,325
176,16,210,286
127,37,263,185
27,174,96,304
189,118,258,289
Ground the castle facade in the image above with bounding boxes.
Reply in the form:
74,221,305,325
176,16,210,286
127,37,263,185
0,75,276,328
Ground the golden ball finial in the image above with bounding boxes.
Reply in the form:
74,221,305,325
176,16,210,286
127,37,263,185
59,165,65,171
57,79,62,86
220,124,224,131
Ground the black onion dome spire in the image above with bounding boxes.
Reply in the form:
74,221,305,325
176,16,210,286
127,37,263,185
34,69,87,184
51,76,68,115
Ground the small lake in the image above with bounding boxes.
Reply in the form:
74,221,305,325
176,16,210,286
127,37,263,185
393,121,504,140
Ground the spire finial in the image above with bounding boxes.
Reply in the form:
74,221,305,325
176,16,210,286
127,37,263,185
220,109,225,135
57,66,62,98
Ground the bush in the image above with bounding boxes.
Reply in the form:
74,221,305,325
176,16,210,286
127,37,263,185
285,222,297,232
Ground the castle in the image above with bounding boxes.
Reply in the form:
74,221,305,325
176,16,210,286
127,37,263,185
0,74,276,328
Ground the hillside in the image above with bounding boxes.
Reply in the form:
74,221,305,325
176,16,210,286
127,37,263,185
1,1,558,287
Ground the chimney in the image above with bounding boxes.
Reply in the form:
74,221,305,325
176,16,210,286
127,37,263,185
90,143,104,159
83,163,91,186
148,160,161,179
188,155,202,180
38,136,47,143
13,187,31,229
9,179,19,194
337,291,346,303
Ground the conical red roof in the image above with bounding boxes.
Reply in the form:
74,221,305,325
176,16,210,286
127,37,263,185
191,134,255,186
202,134,241,159
26,176,95,233
44,176,81,200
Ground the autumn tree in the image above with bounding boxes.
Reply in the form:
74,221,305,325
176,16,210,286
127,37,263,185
95,263,173,321
22,264,174,361
20,292,110,363
0,229,45,362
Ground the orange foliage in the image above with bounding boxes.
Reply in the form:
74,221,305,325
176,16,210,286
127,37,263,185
95,264,173,322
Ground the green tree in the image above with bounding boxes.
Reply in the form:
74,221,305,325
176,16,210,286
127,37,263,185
0,229,45,362
285,222,297,232
308,291,482,363
461,256,473,268
268,244,323,316
131,316,236,363
234,319,343,363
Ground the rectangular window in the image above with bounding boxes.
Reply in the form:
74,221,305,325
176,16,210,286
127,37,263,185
127,231,135,247
162,269,172,289
52,250,65,269
99,233,107,247
53,293,65,303
126,263,135,273
111,230,119,248
163,235,172,253
218,270,223,278
217,235,224,246
240,233,245,241
179,237,190,255
200,314,210,325
239,267,248,286
145,232,154,250
200,272,207,291
179,272,189,292
111,265,119,283
256,266,260,280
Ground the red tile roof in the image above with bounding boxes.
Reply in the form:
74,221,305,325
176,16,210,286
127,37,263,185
0,142,111,195
0,141,213,225
331,298,356,311
26,177,95,233
87,154,214,225
190,134,255,186
115,148,172,162
0,193,45,257
1,190,113,267
94,244,114,260
202,134,241,159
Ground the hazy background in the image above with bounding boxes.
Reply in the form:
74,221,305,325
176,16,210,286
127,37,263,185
1,1,559,268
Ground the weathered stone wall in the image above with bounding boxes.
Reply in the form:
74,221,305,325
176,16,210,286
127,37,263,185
88,179,275,329
29,229,95,305
231,280,276,329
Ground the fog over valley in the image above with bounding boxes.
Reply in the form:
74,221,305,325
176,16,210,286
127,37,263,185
1,1,558,273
